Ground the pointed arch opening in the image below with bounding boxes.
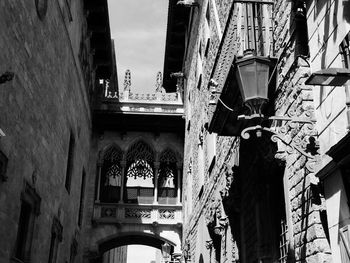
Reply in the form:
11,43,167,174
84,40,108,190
125,141,155,204
100,146,123,203
158,148,178,204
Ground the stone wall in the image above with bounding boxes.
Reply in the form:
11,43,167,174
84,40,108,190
273,0,332,262
307,1,350,157
0,0,93,262
182,0,240,262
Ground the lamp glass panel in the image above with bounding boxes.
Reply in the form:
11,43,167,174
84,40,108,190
238,62,257,102
256,62,270,100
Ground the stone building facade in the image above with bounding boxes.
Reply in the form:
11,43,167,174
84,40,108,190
166,0,350,263
0,0,112,262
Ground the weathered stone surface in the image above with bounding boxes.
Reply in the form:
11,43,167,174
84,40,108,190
0,1,93,262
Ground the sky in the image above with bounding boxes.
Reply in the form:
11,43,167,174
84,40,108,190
127,245,157,263
107,0,169,93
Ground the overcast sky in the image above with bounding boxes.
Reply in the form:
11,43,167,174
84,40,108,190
127,245,158,263
107,0,168,93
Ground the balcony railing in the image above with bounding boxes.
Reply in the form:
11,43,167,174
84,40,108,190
92,202,182,225
125,187,154,204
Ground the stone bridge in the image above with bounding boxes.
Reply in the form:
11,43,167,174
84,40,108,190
84,78,185,262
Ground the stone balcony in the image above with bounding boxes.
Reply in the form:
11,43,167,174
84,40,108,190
92,202,182,226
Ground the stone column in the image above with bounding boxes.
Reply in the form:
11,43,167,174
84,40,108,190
119,161,126,203
153,161,160,204
96,162,102,202
176,162,183,204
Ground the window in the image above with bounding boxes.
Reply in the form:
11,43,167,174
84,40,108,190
65,132,75,193
14,183,41,262
78,169,86,226
340,31,350,68
48,217,63,263
100,146,123,202
294,0,309,57
206,133,216,175
340,32,350,134
0,150,8,181
197,74,202,90
198,130,205,198
339,225,350,263
204,2,211,58
278,219,288,263
158,149,178,205
125,141,155,204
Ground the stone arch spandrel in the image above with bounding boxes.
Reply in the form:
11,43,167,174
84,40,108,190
126,140,155,163
158,142,183,159
159,148,179,163
88,224,182,253
98,143,124,163
98,231,176,253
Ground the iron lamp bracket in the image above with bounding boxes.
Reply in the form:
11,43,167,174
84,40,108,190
238,115,317,160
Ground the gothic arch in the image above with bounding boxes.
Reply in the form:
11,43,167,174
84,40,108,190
98,143,124,162
160,144,183,161
125,140,155,163
125,140,155,203
158,148,179,204
159,148,178,163
99,145,124,203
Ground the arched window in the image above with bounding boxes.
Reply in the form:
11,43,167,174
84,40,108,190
158,148,178,204
100,146,123,202
125,141,155,203
126,159,154,187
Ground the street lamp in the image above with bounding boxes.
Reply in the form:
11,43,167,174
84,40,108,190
161,242,171,263
233,51,317,159
183,241,191,263
235,51,271,116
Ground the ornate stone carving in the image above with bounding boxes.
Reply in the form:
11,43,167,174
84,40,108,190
205,240,213,250
125,208,151,219
220,166,234,199
101,207,117,218
205,197,220,225
198,126,204,146
159,209,175,219
155,71,163,92
124,69,131,91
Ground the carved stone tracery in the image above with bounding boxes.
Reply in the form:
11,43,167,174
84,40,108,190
125,208,151,219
